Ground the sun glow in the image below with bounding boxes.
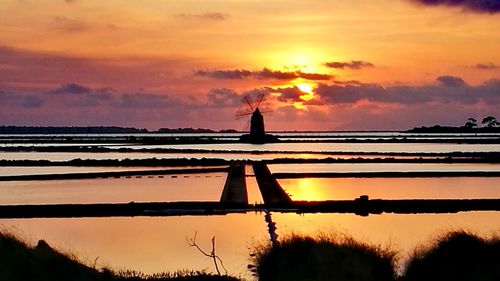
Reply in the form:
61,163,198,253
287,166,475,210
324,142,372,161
284,178,326,201
296,82,316,101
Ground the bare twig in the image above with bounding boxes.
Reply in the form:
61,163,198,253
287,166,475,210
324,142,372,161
187,231,227,275
93,256,99,269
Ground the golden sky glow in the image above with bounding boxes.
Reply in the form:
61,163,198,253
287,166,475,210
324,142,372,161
0,0,499,130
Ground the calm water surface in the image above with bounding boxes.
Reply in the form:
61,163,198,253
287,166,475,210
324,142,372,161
1,139,499,278
269,163,500,173
279,177,500,200
0,175,225,205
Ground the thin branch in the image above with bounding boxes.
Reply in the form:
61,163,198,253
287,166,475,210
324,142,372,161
187,232,227,275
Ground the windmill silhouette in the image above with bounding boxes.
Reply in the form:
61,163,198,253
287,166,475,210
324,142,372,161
237,94,278,144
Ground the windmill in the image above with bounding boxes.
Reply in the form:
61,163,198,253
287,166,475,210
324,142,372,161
237,94,278,144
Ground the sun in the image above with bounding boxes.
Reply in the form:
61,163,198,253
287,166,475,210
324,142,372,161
295,82,315,101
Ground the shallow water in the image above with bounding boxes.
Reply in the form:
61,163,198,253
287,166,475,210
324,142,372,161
279,177,500,200
0,174,226,205
269,163,500,173
1,137,499,278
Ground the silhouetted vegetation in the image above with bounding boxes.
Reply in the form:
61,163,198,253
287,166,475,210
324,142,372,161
402,231,500,281
251,233,396,281
0,232,241,281
2,231,499,281
408,116,500,133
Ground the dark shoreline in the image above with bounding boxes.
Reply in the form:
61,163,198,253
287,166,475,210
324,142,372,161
2,154,500,169
0,198,499,219
0,167,228,181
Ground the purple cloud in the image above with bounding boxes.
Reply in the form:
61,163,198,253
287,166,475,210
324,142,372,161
436,75,466,87
408,0,500,13
51,83,92,94
313,76,500,105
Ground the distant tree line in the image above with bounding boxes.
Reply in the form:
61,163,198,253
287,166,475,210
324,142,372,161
464,116,500,128
408,116,500,133
0,126,239,134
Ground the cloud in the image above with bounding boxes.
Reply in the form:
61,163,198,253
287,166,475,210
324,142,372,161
195,69,252,79
0,45,194,92
313,76,500,106
206,88,242,106
0,91,43,108
176,12,228,21
475,63,499,69
50,83,92,95
324,60,374,70
275,86,305,102
408,0,500,14
196,68,332,81
436,75,466,87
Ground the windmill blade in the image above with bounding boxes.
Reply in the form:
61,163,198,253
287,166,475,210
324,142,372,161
235,112,253,120
255,94,264,109
244,96,254,111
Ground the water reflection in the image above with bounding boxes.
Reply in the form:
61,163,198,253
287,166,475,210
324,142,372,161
0,212,498,278
0,174,225,205
269,163,500,173
280,177,500,201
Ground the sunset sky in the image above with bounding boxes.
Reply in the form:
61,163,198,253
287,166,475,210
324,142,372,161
1,0,499,131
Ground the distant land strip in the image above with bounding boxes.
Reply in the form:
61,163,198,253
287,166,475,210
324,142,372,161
273,171,500,179
3,156,500,168
1,136,500,144
0,167,228,182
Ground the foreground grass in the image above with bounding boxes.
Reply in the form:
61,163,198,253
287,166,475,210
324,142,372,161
251,233,396,281
402,231,500,281
0,232,240,281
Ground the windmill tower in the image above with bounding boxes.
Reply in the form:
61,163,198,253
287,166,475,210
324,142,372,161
237,94,278,144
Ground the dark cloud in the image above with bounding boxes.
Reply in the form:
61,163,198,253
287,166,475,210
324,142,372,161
275,86,305,102
177,13,228,21
196,69,252,79
324,60,374,70
408,0,500,13
207,88,242,106
313,76,500,106
196,68,332,81
436,75,466,87
51,83,92,95
475,63,499,69
257,68,298,80
48,83,114,107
